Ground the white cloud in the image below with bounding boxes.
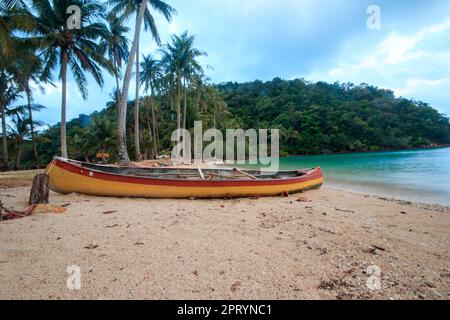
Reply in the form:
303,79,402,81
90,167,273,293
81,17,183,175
306,17,450,115
30,80,61,96
393,78,450,96
378,33,426,64
380,19,450,64
168,20,178,34
327,18,450,77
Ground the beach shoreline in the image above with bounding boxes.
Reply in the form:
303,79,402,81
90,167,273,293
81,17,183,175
0,182,449,300
325,183,450,208
285,144,450,158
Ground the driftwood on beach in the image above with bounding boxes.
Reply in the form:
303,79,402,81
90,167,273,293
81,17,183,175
28,173,49,205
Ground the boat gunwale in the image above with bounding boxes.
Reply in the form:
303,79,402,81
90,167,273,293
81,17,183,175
49,157,323,186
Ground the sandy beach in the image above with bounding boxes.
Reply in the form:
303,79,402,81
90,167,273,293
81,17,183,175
0,176,449,300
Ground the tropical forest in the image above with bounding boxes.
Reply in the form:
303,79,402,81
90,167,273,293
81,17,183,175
1,0,450,171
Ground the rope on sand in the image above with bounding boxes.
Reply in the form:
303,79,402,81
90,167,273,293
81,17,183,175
0,201,36,221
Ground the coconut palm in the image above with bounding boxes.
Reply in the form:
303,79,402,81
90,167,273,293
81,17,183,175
2,0,25,8
140,54,161,157
0,4,13,55
106,89,120,117
180,36,205,130
0,62,21,171
109,0,175,163
88,113,117,161
160,31,205,133
109,0,175,162
0,0,27,55
8,109,28,169
71,127,92,162
7,103,45,169
160,33,184,135
13,42,50,168
113,0,146,163
0,6,44,167
158,70,175,115
100,14,130,106
21,0,111,158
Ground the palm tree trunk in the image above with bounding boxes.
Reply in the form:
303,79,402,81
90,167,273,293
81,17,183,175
134,39,141,161
114,57,121,117
196,84,201,112
0,102,9,171
170,87,174,112
117,0,149,164
114,76,120,118
26,82,39,168
15,142,22,170
145,108,152,158
114,73,121,100
176,74,181,141
156,119,160,153
114,52,121,93
150,90,158,157
61,50,68,158
183,78,187,130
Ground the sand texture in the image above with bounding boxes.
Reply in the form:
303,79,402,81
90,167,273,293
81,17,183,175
0,185,449,300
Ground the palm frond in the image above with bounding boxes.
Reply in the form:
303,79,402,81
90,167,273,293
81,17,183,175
68,54,89,99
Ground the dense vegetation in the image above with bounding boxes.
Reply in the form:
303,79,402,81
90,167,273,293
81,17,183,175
1,1,449,170
219,79,450,155
6,77,450,169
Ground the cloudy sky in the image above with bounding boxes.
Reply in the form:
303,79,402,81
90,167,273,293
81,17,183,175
30,0,450,125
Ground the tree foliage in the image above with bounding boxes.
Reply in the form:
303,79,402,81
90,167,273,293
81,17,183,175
15,77,448,168
218,79,450,155
1,2,449,170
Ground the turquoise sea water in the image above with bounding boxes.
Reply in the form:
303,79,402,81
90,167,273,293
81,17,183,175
277,147,450,205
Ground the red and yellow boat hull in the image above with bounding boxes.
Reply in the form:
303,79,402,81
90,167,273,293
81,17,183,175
46,158,324,199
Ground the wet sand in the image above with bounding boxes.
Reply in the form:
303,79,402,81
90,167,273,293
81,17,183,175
0,183,449,300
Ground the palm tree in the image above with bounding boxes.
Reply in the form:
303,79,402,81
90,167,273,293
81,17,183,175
2,0,25,8
1,6,44,167
89,113,117,162
160,34,183,136
22,0,111,158
140,54,161,157
0,60,21,171
0,0,27,55
160,31,205,134
13,42,50,168
109,0,175,162
158,70,175,118
7,103,44,169
113,0,146,163
8,109,28,170
193,74,206,112
0,4,13,56
100,14,130,107
106,89,120,117
180,36,205,131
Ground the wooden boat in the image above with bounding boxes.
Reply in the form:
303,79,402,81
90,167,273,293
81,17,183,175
46,157,324,199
